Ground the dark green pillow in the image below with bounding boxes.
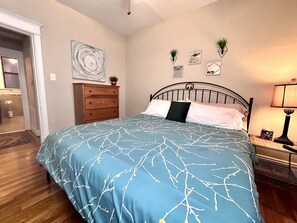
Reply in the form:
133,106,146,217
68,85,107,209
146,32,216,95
166,101,191,123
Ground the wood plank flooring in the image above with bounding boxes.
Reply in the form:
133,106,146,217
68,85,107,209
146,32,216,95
255,178,297,223
0,141,296,222
0,141,82,223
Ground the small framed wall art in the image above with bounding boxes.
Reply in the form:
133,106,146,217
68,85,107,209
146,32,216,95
71,40,106,82
188,50,202,65
206,61,222,76
173,65,184,78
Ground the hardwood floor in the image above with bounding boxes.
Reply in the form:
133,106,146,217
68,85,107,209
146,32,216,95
0,141,296,223
0,141,82,223
256,178,297,223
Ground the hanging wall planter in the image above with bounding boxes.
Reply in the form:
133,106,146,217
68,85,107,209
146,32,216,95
170,49,178,64
216,38,228,58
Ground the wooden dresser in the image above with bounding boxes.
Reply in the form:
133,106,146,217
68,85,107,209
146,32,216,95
73,83,119,125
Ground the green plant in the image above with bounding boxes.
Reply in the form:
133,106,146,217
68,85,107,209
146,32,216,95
109,75,118,82
170,49,178,59
216,38,227,53
170,49,178,64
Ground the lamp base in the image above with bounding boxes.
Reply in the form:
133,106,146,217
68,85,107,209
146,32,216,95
274,136,294,146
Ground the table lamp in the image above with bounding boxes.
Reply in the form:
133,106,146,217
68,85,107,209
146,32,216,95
270,79,297,145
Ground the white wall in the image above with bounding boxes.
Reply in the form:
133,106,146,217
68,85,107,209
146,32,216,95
126,0,297,144
0,0,126,133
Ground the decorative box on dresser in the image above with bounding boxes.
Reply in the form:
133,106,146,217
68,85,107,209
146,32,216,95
73,83,119,125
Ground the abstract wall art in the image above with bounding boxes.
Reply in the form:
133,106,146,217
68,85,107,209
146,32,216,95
71,40,105,82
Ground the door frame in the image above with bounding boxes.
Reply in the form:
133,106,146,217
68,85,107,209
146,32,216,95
0,8,49,141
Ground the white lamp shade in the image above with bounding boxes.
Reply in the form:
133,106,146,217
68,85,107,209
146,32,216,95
271,84,297,108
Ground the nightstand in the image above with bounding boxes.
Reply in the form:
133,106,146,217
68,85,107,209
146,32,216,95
250,134,296,169
250,134,297,184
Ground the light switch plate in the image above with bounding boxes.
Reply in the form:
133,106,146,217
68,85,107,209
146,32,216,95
50,73,56,81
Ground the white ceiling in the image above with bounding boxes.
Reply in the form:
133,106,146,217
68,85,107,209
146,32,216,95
57,0,219,36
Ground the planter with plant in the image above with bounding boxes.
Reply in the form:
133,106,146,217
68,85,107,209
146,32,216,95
170,49,178,64
109,76,118,86
216,38,228,57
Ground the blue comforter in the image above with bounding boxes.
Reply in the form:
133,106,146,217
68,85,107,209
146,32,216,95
37,115,263,223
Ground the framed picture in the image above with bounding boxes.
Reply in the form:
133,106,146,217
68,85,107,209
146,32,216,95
173,65,184,78
206,61,222,76
189,50,202,65
71,40,105,82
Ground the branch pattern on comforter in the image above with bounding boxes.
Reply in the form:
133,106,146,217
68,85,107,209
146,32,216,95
37,115,263,223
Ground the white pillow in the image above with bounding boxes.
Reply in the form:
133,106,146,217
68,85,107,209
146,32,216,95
209,103,248,115
142,99,171,118
185,98,248,115
206,102,249,122
186,101,244,130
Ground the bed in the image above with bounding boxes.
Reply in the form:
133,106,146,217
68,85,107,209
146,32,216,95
36,81,263,223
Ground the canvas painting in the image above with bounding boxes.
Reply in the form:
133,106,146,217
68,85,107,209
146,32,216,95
71,40,105,82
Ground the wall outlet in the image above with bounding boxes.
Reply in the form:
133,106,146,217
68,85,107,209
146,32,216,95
50,73,56,81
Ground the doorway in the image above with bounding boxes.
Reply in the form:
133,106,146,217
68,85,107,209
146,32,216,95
0,8,49,141
0,28,39,136
0,53,26,133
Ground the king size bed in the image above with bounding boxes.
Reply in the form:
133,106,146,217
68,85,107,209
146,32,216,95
37,82,263,223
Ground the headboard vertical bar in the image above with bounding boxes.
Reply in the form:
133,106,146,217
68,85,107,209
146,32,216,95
182,89,185,100
201,90,204,102
208,91,211,103
172,90,174,101
216,92,219,103
194,89,197,101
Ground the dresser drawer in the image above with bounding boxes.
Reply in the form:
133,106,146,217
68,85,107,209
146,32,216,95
85,117,116,123
85,98,118,109
85,108,118,121
84,86,118,97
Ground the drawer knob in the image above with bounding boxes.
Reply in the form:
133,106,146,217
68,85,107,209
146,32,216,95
113,101,116,103
113,91,115,94
90,113,92,116
89,90,92,93
89,102,92,104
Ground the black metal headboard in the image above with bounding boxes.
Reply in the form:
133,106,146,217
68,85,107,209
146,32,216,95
150,81,254,131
